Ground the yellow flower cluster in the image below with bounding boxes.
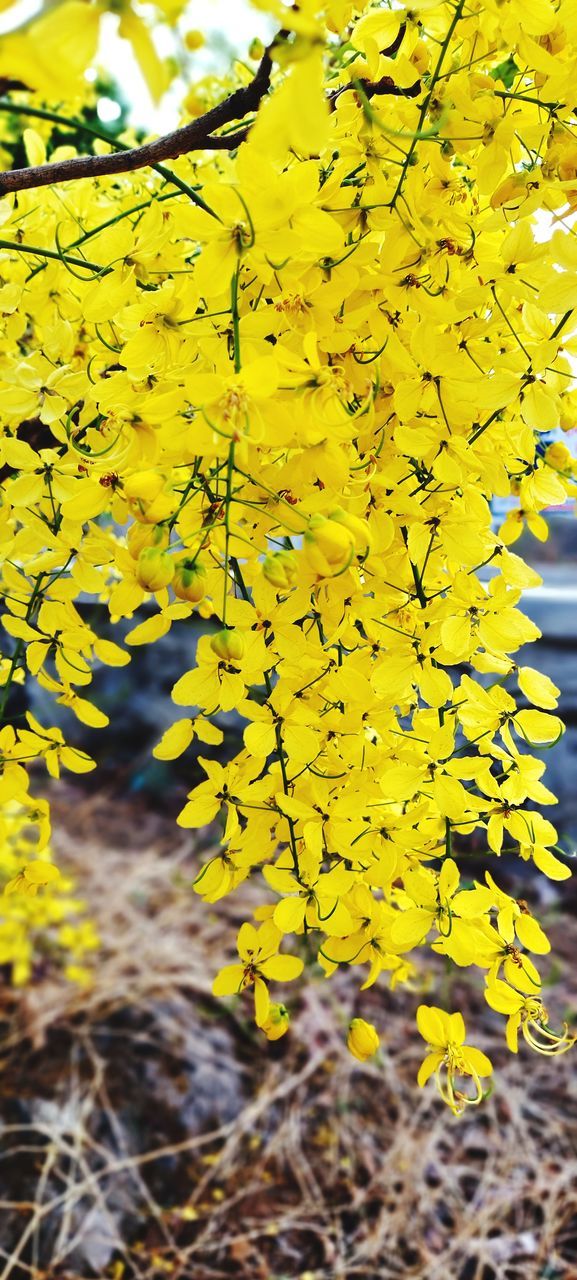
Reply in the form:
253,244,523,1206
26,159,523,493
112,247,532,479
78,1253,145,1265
0,0,191,105
0,0,576,1108
0,802,98,984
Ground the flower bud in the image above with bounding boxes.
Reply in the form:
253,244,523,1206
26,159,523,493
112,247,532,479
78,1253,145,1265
123,470,165,503
261,1002,290,1041
173,559,207,603
545,440,573,471
263,550,297,590
248,37,265,60
184,28,204,50
137,492,180,525
303,513,355,577
559,399,577,432
347,1017,380,1062
124,472,179,524
184,90,204,117
127,522,169,559
135,547,175,592
329,506,372,554
210,628,245,662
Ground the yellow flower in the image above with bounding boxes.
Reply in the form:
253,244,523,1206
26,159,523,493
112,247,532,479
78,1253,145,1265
135,549,175,593
347,1018,380,1062
4,860,61,897
264,849,355,936
484,979,576,1055
212,921,303,1027
391,859,460,951
416,1006,493,1115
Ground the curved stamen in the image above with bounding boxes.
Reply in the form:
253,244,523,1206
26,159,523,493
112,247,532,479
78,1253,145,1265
435,1057,484,1115
523,1018,575,1055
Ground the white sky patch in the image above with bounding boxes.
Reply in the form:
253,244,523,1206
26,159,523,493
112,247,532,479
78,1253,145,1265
0,0,37,31
98,0,273,132
0,0,272,131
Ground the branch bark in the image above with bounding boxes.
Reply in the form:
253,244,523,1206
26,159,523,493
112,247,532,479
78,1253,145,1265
0,51,273,197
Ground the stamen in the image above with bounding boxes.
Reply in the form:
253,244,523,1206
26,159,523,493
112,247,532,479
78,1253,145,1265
435,1057,484,1114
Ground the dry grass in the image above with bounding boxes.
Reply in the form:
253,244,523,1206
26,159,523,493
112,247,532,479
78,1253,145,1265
0,785,576,1280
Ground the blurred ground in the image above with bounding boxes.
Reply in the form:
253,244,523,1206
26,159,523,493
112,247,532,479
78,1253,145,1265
0,786,576,1280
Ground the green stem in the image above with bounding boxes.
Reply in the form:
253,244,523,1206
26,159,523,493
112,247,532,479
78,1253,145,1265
221,442,235,627
550,309,574,340
493,90,559,111
229,554,301,878
389,0,466,209
230,264,242,374
0,237,105,273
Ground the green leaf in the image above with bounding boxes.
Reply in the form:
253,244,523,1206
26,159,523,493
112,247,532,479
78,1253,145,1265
490,56,519,89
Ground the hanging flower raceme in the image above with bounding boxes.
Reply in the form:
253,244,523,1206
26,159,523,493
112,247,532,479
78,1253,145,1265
0,0,574,1111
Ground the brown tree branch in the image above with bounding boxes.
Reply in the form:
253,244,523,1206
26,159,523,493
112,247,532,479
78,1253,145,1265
381,24,407,59
366,75,421,100
0,50,273,197
0,27,421,198
329,74,421,111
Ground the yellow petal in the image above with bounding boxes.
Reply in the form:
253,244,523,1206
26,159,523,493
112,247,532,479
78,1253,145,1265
531,845,571,881
273,896,307,934
463,1046,493,1078
517,666,560,710
23,128,46,167
125,614,172,646
153,719,195,761
515,914,551,955
212,964,245,997
118,10,171,102
254,976,270,1027
417,1051,442,1087
93,639,130,667
505,1012,521,1054
243,720,276,758
484,980,521,1015
23,861,60,885
514,709,564,746
176,793,220,828
260,954,304,982
447,1011,465,1045
416,1005,447,1048
391,907,432,950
